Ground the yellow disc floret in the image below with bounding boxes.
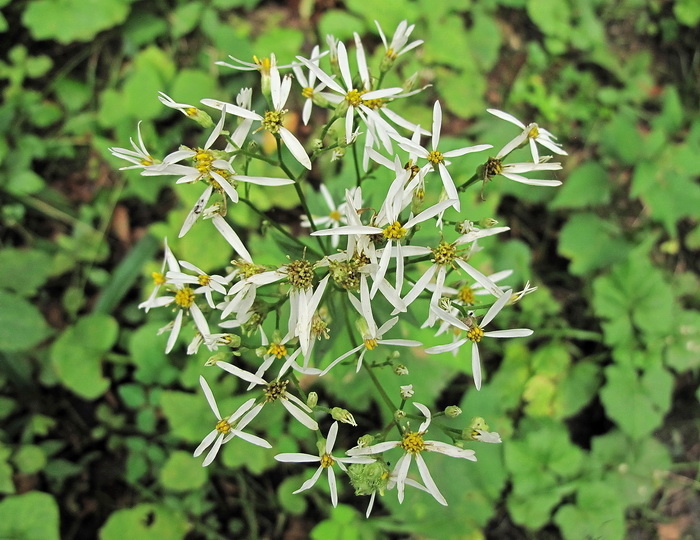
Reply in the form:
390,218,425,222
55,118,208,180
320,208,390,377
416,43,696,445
152,271,166,286
432,241,457,266
320,453,335,468
215,418,232,434
286,259,314,290
302,87,314,99
400,431,425,454
467,326,484,343
383,221,406,240
262,110,285,134
198,274,211,287
174,287,195,309
345,89,366,107
267,342,288,359
485,157,503,178
264,380,289,403
458,285,475,304
427,150,444,166
364,338,378,351
527,124,540,139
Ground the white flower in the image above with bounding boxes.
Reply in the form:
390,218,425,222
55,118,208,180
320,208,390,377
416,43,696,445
202,56,312,170
139,238,179,313
238,377,319,431
167,260,229,308
425,290,534,390
275,422,375,507
300,185,353,248
396,101,492,212
109,122,158,170
487,108,567,163
292,45,330,125
296,38,404,143
400,385,414,399
347,402,477,505
194,376,271,466
375,19,423,61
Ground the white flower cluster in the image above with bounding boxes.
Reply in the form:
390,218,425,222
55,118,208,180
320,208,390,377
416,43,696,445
110,20,566,513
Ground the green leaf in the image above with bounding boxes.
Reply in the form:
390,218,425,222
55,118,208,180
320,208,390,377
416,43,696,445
50,314,117,400
159,390,212,444
599,364,673,440
169,69,217,108
550,162,611,209
5,170,46,196
0,492,60,540
169,2,204,39
554,482,625,540
526,0,572,38
598,112,644,165
0,248,52,296
99,503,190,540
159,451,208,491
674,0,700,26
317,10,366,41
53,77,92,112
665,309,700,372
12,445,46,474
558,213,630,275
128,323,178,385
278,476,308,515
22,0,131,44
0,290,51,352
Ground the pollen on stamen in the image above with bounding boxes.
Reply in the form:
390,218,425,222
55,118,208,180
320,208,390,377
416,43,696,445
302,87,314,99
383,221,406,240
215,418,232,434
485,157,503,177
345,89,366,108
185,107,199,117
467,326,484,343
174,287,196,309
320,453,335,468
198,274,211,286
262,110,284,134
152,271,166,285
364,338,378,350
527,124,539,139
432,241,457,266
427,150,444,166
267,343,288,359
400,431,425,454
264,380,289,403
458,285,475,304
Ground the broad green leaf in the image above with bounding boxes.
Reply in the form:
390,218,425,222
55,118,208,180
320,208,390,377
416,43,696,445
128,323,178,385
159,451,208,491
0,248,52,296
550,162,611,209
169,69,217,107
169,2,205,39
317,10,366,42
12,445,46,474
598,112,643,165
554,482,625,540
589,430,671,506
0,492,60,540
526,0,572,38
674,0,700,26
278,476,308,515
664,309,700,372
50,314,116,400
599,364,673,440
558,213,630,276
99,503,190,540
22,0,131,44
0,290,51,352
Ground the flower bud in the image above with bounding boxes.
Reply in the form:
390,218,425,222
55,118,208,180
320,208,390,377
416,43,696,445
191,109,214,129
394,409,406,421
357,434,375,448
479,218,499,228
400,385,414,399
330,407,357,426
348,461,390,496
307,392,318,409
393,364,409,376
205,352,228,366
445,406,462,418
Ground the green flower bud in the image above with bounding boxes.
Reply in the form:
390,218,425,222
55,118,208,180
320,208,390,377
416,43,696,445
307,392,318,409
445,406,462,418
394,409,406,421
393,364,409,376
191,109,214,129
479,218,499,228
357,434,375,448
348,461,391,496
205,352,228,366
331,407,357,426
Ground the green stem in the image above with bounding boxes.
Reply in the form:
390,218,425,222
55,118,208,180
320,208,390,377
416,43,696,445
456,171,481,193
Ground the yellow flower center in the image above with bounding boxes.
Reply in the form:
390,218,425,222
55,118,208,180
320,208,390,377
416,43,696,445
302,86,314,99
174,287,195,309
267,343,288,359
485,157,503,178
400,431,425,454
264,380,288,403
233,260,266,279
253,55,271,75
427,150,444,165
383,221,406,240
198,274,211,286
527,124,539,139
152,271,166,286
432,241,457,266
320,453,335,468
215,418,231,434
364,338,378,350
286,259,314,290
185,107,198,118
329,210,342,222
262,110,285,134
458,285,475,304
140,156,155,166
345,89,366,107
363,97,384,109
467,326,484,343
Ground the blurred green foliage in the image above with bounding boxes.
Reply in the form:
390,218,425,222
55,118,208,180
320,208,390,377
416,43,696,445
0,0,698,539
